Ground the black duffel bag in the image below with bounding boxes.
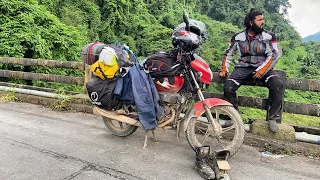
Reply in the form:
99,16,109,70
143,49,180,77
86,76,119,110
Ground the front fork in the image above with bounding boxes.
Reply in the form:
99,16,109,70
196,88,223,135
189,70,223,134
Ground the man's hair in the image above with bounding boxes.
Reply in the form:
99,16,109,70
244,8,263,28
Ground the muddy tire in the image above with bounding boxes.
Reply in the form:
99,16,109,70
186,105,245,156
103,117,138,137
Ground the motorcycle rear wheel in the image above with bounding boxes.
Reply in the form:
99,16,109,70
103,117,138,137
185,105,244,156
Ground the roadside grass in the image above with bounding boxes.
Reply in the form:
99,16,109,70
50,88,72,111
282,113,320,128
0,88,17,102
239,107,320,128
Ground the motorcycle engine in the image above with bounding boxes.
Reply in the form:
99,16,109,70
158,92,185,104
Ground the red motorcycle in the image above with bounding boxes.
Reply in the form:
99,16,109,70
93,11,244,156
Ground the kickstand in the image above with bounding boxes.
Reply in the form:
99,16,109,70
143,129,157,149
176,121,181,142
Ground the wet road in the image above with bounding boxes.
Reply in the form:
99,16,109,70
0,102,319,180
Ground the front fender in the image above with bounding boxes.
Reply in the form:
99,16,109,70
193,98,232,113
182,98,232,132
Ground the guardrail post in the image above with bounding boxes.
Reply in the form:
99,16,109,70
84,64,91,94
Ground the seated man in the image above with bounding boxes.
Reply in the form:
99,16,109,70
219,8,285,133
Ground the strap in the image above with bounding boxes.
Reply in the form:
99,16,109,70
87,42,100,64
98,64,108,79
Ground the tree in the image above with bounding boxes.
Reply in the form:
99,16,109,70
0,0,87,60
39,0,101,41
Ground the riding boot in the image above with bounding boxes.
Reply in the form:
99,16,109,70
195,145,216,180
208,150,230,180
268,120,279,133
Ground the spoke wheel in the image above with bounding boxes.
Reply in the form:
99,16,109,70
186,105,244,156
103,117,138,137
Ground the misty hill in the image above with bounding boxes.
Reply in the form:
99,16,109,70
303,32,320,42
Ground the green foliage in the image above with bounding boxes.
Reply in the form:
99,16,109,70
264,143,272,152
0,0,87,60
285,90,320,104
239,107,320,128
39,0,101,41
50,88,72,111
197,0,300,41
283,113,320,128
298,41,320,79
33,81,83,92
0,0,87,89
239,107,267,124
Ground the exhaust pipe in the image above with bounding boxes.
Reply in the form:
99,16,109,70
93,107,141,126
158,108,176,128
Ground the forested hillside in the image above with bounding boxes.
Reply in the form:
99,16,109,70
0,0,319,118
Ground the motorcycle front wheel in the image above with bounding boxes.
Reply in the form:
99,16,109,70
185,105,245,156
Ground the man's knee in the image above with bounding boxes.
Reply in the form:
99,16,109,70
224,80,239,94
267,76,284,92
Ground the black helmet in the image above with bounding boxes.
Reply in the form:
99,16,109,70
172,19,207,51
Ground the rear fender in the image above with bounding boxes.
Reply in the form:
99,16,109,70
183,98,232,132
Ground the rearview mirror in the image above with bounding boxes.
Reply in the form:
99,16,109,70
183,10,190,31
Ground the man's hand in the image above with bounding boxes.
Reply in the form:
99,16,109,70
219,71,229,78
253,71,263,79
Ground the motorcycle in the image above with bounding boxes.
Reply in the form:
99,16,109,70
93,11,245,158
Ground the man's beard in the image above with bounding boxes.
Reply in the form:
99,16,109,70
250,22,264,34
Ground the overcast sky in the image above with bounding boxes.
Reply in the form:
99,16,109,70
288,0,320,37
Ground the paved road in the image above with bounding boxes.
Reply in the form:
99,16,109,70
0,102,319,180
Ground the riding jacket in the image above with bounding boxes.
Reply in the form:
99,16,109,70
221,29,280,76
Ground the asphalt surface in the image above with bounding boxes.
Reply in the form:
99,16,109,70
0,102,319,180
